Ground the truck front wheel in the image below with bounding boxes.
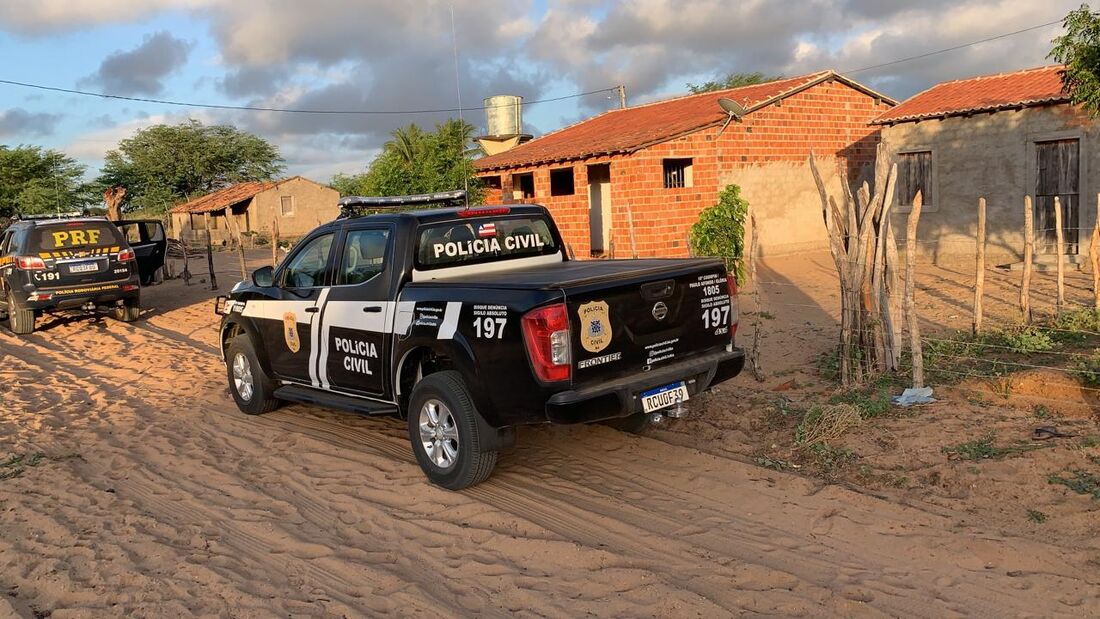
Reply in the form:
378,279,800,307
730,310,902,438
408,371,497,490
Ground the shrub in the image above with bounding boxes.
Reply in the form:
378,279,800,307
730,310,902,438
689,184,748,283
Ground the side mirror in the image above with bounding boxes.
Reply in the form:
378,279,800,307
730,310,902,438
252,265,275,287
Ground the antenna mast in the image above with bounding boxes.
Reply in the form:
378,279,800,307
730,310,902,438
450,5,470,207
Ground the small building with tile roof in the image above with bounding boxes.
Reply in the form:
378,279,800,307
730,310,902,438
474,70,896,259
168,176,340,245
875,64,1096,264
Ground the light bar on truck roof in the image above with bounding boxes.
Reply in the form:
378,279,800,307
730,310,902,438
13,211,87,221
337,190,467,218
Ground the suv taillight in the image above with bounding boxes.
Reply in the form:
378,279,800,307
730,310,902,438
117,248,135,262
521,303,571,382
15,256,46,270
727,273,739,340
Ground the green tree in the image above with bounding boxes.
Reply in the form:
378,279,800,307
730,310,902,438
98,119,284,213
1050,3,1100,117
331,119,483,203
0,145,92,217
686,72,781,94
689,184,749,283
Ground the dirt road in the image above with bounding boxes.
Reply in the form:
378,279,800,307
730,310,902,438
1,256,1097,617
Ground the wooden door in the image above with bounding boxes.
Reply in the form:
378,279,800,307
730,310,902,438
1035,139,1080,254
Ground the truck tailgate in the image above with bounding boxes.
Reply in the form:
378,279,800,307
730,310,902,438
565,260,733,386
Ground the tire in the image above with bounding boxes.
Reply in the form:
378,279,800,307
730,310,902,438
7,292,34,335
112,298,141,323
407,371,498,490
225,335,280,415
604,412,652,434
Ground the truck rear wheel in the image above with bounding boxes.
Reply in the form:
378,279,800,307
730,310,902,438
408,371,497,490
112,298,141,323
225,335,280,415
7,292,34,335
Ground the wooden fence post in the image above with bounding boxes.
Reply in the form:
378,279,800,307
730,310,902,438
1055,196,1065,314
271,218,280,268
1092,192,1100,309
1022,196,1034,323
225,210,248,281
747,212,764,381
973,197,986,335
203,212,218,291
905,191,924,388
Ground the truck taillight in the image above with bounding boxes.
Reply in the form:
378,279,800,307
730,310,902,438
15,256,46,270
117,248,136,262
521,303,571,382
727,273,739,339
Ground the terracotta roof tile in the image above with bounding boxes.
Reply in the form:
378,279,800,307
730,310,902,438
873,65,1069,124
475,71,894,171
169,181,276,214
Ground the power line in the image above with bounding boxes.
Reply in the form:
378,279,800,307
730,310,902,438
841,18,1065,75
0,77,619,115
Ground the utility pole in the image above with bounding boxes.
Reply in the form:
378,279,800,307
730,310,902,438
617,85,627,109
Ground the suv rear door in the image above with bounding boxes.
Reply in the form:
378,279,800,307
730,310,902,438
116,220,166,284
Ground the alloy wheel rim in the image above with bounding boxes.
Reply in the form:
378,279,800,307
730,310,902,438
232,352,254,402
418,398,460,470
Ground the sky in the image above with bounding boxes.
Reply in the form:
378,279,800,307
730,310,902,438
0,0,1086,183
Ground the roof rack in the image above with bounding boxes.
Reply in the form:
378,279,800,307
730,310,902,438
337,190,467,218
13,210,87,221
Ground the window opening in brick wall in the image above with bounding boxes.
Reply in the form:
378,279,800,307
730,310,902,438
550,167,575,196
280,195,295,216
513,172,535,199
663,158,693,188
482,175,502,190
897,151,932,208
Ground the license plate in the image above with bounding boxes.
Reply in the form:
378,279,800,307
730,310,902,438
640,381,690,413
69,261,99,273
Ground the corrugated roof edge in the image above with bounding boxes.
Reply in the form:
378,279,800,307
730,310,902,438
475,70,898,172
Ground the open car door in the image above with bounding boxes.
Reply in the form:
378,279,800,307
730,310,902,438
115,220,167,285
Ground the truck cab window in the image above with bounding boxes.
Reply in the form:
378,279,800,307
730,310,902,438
340,229,390,285
282,233,333,288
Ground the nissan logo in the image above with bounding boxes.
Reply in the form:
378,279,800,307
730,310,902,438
652,302,668,321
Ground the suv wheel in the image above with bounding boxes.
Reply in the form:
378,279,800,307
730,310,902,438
112,298,141,323
408,371,497,490
7,292,34,335
225,335,280,415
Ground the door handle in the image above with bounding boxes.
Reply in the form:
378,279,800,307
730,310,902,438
305,307,320,313
362,305,383,313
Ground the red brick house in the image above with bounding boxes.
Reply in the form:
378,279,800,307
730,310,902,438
474,71,896,258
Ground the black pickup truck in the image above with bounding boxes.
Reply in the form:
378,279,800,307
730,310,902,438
216,192,744,489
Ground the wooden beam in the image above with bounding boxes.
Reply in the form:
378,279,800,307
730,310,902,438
973,197,986,335
905,191,924,388
1055,196,1065,314
1021,195,1033,323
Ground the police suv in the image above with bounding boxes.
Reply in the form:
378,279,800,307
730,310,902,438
216,191,744,489
1,215,143,334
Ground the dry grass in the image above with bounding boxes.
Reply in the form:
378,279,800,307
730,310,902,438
795,403,862,446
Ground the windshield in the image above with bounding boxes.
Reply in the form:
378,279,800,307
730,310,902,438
416,215,559,270
32,221,124,251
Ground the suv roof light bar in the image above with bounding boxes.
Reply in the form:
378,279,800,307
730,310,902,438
337,190,467,218
13,211,87,221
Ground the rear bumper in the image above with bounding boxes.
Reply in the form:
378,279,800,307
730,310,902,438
545,347,745,424
18,281,140,311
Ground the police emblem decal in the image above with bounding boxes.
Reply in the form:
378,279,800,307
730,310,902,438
283,311,301,353
577,300,612,353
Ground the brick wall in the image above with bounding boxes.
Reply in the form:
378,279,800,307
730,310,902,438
477,78,886,259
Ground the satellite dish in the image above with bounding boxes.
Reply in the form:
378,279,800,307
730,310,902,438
718,97,747,118
716,97,747,136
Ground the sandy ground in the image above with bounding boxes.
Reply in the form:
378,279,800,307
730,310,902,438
1,250,1098,617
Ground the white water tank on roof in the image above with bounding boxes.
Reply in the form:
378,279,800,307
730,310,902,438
484,95,523,137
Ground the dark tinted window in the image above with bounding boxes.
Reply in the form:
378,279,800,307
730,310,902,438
417,216,558,270
339,229,390,285
33,221,123,251
282,233,333,288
